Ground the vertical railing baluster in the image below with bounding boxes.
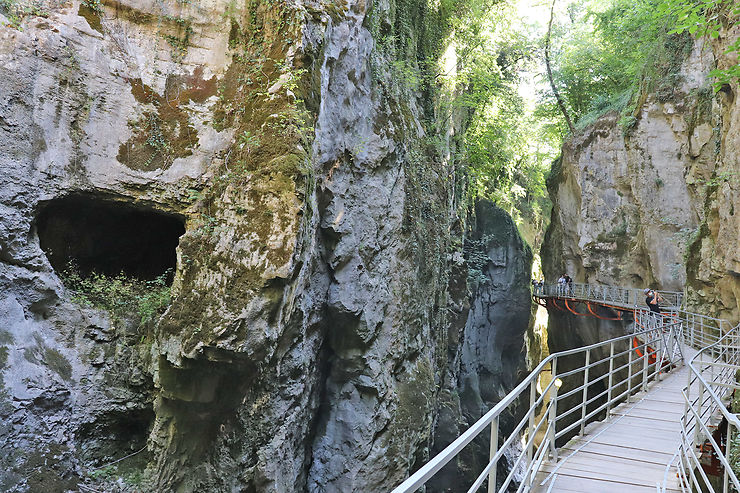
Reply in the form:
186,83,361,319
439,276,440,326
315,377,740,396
627,343,633,401
642,337,649,392
607,342,614,415
682,368,691,464
580,349,590,435
526,379,536,487
694,375,704,446
549,358,559,461
657,328,664,382
724,422,732,493
488,416,499,493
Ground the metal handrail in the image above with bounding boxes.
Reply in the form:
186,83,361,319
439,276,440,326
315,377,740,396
667,318,740,493
392,311,683,493
393,284,739,493
534,282,684,309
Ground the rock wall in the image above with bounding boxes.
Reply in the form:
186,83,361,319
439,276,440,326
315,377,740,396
0,0,533,491
429,200,532,490
689,24,740,321
543,31,740,322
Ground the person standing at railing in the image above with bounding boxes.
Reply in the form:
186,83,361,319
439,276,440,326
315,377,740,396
644,289,664,327
532,279,543,295
531,279,541,296
565,274,574,296
557,274,566,295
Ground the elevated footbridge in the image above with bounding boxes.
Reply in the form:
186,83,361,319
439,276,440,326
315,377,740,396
534,282,684,312
391,283,740,493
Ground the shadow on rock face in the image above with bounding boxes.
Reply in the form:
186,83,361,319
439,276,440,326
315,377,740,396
429,200,533,491
35,194,185,282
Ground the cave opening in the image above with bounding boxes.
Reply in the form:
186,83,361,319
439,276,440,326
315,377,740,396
36,194,185,283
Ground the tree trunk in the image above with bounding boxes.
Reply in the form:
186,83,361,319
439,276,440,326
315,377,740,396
545,0,575,135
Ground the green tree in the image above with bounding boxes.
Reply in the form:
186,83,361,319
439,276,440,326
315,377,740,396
538,0,689,128
658,0,740,89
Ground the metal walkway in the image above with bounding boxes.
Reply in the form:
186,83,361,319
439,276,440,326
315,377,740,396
532,356,692,492
392,283,740,493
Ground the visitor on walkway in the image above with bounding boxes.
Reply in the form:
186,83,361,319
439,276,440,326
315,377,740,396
557,275,566,295
644,288,663,316
565,274,573,296
532,279,540,295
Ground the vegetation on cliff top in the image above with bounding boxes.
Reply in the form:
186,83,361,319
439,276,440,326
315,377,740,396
456,0,737,255
539,0,739,133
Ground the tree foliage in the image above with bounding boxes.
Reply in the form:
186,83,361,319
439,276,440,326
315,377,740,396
381,0,738,253
538,0,691,129
658,0,740,89
446,1,556,248
540,0,739,132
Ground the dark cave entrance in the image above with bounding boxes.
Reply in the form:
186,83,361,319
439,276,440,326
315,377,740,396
36,195,185,283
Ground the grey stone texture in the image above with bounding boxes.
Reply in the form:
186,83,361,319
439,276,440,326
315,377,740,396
0,0,534,491
428,201,533,491
543,35,740,322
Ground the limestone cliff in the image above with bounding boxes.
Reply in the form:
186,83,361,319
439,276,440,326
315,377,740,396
430,200,532,490
0,0,533,490
543,31,740,322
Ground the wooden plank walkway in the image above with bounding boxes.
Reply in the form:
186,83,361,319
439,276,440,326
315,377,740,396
532,361,692,493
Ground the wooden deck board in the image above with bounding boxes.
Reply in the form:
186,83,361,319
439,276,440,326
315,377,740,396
534,474,681,493
531,361,690,493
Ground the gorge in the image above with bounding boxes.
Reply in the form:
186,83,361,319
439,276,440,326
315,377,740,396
0,0,738,491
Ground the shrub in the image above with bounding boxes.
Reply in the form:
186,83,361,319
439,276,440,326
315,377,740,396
619,115,638,135
62,268,171,328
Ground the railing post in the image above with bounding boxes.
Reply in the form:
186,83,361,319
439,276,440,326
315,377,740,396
548,358,559,461
657,329,664,382
694,377,705,447
607,342,614,415
580,349,590,435
642,337,649,392
526,378,536,487
724,422,732,493
627,343,633,401
488,416,499,493
682,368,691,454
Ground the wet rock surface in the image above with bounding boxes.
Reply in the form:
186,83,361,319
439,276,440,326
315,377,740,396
429,201,532,491
0,0,534,491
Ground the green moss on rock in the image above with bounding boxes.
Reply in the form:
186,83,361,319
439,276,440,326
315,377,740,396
22,335,73,382
385,359,435,462
77,3,102,33
0,329,14,345
158,1,309,350
117,71,218,171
